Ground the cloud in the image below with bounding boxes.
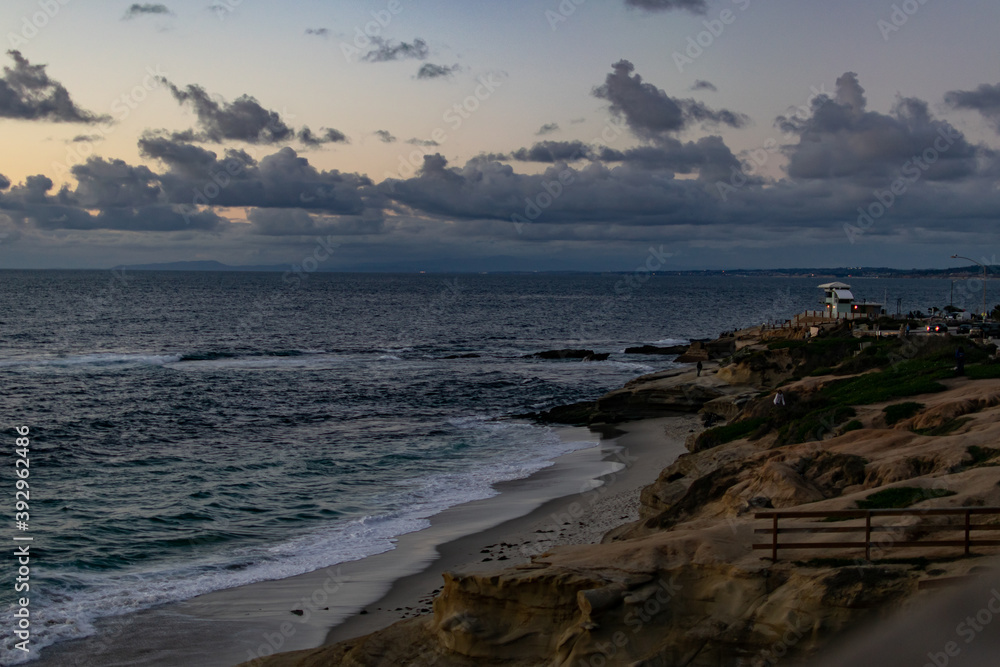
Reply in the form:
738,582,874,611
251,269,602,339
297,127,348,146
305,28,329,37
361,37,429,63
0,169,226,232
691,80,717,92
623,0,708,14
158,79,347,145
593,60,748,141
406,138,440,147
0,174,9,190
122,3,173,19
382,153,730,226
779,72,981,183
0,140,382,237
510,140,592,162
0,51,111,123
945,82,1000,132
536,122,560,136
415,62,460,79
374,130,397,143
137,138,376,213
597,136,743,182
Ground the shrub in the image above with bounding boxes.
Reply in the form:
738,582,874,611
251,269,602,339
856,487,956,510
840,420,863,433
883,402,924,426
693,416,770,451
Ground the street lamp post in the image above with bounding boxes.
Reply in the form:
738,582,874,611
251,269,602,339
951,255,988,320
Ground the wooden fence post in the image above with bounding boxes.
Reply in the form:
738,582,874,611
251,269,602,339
772,515,779,561
965,510,972,556
865,512,872,561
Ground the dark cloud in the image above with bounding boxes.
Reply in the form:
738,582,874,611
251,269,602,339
0,51,110,123
297,127,348,146
691,80,717,92
374,130,397,143
304,28,329,37
0,139,382,237
510,140,592,162
0,174,9,190
779,72,981,183
382,154,724,225
138,138,375,213
160,80,294,143
597,136,743,182
122,4,173,19
623,0,708,14
158,79,347,145
361,37,429,63
0,169,225,232
945,82,1000,132
536,122,560,136
70,157,162,208
593,60,748,140
416,63,460,79
406,138,440,147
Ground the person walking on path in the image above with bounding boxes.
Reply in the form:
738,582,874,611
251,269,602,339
696,360,703,377
774,390,786,407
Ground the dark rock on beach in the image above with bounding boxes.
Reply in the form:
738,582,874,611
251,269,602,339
623,344,689,355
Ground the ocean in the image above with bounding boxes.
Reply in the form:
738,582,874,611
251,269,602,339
0,271,967,664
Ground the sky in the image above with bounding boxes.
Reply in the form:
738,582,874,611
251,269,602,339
1,0,1000,271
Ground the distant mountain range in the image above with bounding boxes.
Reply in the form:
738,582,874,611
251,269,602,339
112,261,994,278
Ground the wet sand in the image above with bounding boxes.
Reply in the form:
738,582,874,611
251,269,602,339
30,416,696,667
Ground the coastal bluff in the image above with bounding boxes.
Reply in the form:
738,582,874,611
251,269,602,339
243,328,1000,666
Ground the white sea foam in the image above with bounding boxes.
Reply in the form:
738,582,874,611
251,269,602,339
0,418,595,665
0,353,182,369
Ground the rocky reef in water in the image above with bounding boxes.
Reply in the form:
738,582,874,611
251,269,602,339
245,326,1000,666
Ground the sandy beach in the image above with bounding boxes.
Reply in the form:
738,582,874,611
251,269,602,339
29,414,697,667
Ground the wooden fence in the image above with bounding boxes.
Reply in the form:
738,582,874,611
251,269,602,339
754,508,1000,561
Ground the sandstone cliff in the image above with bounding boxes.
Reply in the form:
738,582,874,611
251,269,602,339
245,337,1000,667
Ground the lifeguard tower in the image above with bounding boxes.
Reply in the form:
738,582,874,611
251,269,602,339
819,282,855,317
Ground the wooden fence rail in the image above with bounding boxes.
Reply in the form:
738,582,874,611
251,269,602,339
753,508,1000,561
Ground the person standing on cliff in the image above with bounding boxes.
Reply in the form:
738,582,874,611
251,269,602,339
774,390,785,407
696,360,703,377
